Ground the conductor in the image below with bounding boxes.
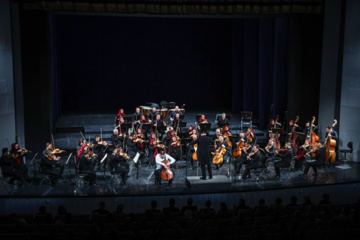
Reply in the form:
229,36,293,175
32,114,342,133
188,130,215,180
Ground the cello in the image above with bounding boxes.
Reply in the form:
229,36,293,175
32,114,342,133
233,140,245,157
192,143,198,161
212,147,226,165
324,119,337,164
161,158,174,181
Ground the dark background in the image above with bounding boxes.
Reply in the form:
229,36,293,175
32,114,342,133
20,12,323,151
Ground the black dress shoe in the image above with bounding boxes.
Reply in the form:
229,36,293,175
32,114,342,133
209,176,213,179
200,177,206,180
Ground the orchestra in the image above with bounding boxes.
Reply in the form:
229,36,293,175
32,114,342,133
2,102,342,190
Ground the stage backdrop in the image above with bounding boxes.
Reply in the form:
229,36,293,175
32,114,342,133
51,15,293,128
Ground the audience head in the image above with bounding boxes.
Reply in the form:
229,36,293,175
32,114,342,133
151,200,157,209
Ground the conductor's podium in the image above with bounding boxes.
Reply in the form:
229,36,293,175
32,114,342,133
185,175,232,191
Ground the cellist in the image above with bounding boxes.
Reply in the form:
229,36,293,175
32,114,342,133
155,150,176,188
187,134,198,169
214,135,231,170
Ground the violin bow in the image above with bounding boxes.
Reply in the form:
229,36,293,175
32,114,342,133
65,152,73,165
30,152,38,165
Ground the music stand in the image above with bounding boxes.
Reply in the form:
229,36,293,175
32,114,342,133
177,132,188,139
199,123,211,133
217,123,228,130
195,114,203,121
132,152,141,180
228,136,238,145
141,123,152,131
156,125,166,133
271,128,282,134
122,115,132,122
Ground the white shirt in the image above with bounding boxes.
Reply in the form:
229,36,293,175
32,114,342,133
155,153,176,170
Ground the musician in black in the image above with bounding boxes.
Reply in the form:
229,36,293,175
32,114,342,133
214,135,231,170
155,150,176,188
152,114,166,139
233,142,252,176
0,148,29,186
285,120,301,141
78,150,97,186
169,106,183,122
241,144,261,180
111,129,125,149
303,142,325,176
109,149,130,186
188,131,215,180
273,142,294,178
325,126,338,142
187,134,198,169
264,139,278,164
212,128,222,141
172,113,183,132
132,107,142,129
217,112,229,128
148,106,159,123
42,143,65,177
92,136,108,170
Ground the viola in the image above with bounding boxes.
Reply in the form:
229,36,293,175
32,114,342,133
161,159,174,181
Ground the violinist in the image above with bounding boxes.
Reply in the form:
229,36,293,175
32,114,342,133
241,144,261,181
0,147,29,186
155,150,176,188
109,148,130,186
10,143,30,182
148,106,159,123
92,135,108,171
187,125,196,138
172,113,183,132
233,142,252,176
42,143,65,177
126,132,146,163
149,132,159,165
222,125,233,147
169,106,183,122
214,135,231,170
188,130,214,180
77,139,87,152
303,142,325,177
295,139,312,170
245,127,256,143
264,139,278,164
111,129,125,149
273,142,294,178
78,148,97,186
217,112,229,128
117,117,126,134
168,135,181,160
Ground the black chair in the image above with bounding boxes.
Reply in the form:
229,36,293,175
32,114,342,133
340,141,353,164
36,161,52,187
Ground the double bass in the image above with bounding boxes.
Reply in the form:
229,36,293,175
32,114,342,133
272,115,281,150
289,116,300,155
309,116,320,156
324,119,337,164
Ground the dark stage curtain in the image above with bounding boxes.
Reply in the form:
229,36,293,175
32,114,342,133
232,18,289,129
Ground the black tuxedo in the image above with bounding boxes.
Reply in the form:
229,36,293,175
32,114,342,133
189,135,215,178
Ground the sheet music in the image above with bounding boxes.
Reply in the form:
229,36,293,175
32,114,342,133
133,152,140,163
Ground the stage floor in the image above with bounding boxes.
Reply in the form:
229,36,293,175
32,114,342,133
1,158,359,198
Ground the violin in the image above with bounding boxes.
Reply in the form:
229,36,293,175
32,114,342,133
245,129,254,142
248,149,258,159
18,148,31,153
51,148,65,154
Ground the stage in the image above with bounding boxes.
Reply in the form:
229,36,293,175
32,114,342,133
2,111,358,198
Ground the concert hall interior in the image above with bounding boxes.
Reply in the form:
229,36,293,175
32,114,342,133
1,0,360,236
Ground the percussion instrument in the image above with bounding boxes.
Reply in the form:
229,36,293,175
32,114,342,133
139,106,150,115
160,108,169,119
142,107,151,116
